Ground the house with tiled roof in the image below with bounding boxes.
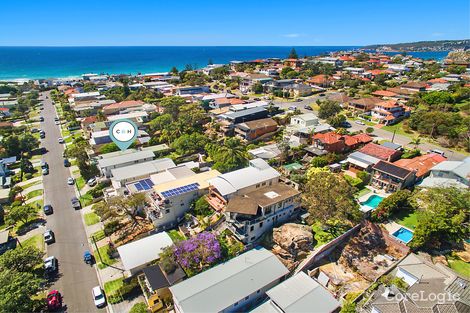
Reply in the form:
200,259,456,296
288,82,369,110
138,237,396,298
370,160,416,192
235,118,278,141
103,100,147,115
348,97,383,113
362,253,470,313
371,90,398,99
371,100,410,125
308,74,333,87
359,143,402,162
394,153,446,180
400,81,427,92
312,132,372,154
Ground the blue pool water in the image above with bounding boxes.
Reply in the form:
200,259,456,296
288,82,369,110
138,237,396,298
392,227,414,244
361,195,384,209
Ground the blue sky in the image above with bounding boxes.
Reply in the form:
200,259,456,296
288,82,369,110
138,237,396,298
0,0,468,46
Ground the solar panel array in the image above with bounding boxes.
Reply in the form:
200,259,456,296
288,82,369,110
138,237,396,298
133,178,155,191
161,183,200,198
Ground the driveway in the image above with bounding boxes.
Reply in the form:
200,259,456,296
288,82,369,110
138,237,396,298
39,91,104,312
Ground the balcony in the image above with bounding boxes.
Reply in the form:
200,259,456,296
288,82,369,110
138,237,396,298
206,189,227,212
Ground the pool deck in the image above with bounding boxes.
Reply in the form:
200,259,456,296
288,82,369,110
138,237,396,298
383,221,414,244
358,187,390,212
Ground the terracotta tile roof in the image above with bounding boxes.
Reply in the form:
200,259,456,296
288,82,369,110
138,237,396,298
401,81,428,89
359,143,397,160
313,132,342,145
214,98,245,105
372,90,398,97
375,100,399,109
308,74,331,85
104,100,144,110
82,116,98,124
394,153,446,178
0,108,10,111
352,133,373,144
427,78,447,84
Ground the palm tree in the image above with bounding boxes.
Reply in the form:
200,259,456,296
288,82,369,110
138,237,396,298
410,136,421,149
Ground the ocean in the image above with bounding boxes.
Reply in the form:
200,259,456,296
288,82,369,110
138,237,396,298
0,46,449,81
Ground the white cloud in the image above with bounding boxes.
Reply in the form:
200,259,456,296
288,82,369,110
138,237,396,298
282,33,302,38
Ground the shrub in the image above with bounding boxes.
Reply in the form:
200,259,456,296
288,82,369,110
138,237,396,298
104,220,121,236
129,303,148,313
344,174,363,189
356,171,371,184
24,173,33,180
310,156,328,168
371,190,412,222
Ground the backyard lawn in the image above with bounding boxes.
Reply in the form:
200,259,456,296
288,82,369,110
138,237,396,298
21,234,45,252
311,222,343,248
168,229,186,242
96,244,117,269
355,187,371,198
84,212,100,226
446,255,470,279
91,229,106,242
394,210,418,230
381,121,416,138
26,189,43,200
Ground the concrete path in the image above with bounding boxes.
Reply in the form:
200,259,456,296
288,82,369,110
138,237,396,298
17,176,43,187
23,183,44,195
25,195,43,204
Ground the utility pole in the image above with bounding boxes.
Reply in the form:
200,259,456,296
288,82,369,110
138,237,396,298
391,127,397,143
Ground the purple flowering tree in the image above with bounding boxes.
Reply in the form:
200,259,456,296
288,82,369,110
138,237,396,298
173,231,221,274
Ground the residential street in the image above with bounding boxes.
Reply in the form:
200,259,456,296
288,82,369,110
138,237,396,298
39,91,103,313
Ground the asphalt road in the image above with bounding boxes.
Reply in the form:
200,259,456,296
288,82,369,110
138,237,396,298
39,91,102,313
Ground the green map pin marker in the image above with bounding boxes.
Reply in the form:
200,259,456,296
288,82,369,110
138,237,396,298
109,119,138,151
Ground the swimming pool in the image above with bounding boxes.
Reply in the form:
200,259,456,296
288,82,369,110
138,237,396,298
361,195,384,209
392,227,414,244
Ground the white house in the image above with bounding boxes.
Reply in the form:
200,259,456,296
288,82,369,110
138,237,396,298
169,247,289,313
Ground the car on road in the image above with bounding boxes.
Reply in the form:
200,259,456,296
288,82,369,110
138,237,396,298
71,197,81,210
340,121,352,128
319,93,325,97
63,158,71,167
54,120,60,125
42,167,49,175
39,106,44,110
295,98,303,102
58,137,64,144
87,177,97,187
44,256,58,276
39,116,44,122
304,104,313,110
428,149,445,156
44,229,55,244
288,105,297,111
92,286,107,308
43,204,53,215
40,131,46,139
54,117,59,122
67,177,75,185
355,120,365,125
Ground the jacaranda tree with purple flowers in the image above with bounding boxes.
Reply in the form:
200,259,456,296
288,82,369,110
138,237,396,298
172,231,221,275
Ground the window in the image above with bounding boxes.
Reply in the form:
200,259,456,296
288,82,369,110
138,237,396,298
234,302,238,307
245,296,249,300
250,226,254,232
262,182,266,186
259,222,263,228
256,184,260,188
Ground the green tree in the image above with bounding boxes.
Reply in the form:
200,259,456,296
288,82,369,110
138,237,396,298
371,190,412,222
7,204,37,226
310,156,328,168
206,138,248,173
288,48,298,59
410,136,421,149
103,193,147,228
160,96,186,120
171,133,209,156
303,171,361,224
149,113,173,132
410,187,469,249
365,127,374,134
318,100,342,119
192,196,212,217
327,114,346,127
252,82,264,94
0,269,44,313
0,246,43,273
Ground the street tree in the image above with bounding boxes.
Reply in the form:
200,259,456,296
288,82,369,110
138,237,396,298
0,246,43,272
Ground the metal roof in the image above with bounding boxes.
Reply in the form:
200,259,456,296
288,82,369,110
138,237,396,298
169,247,288,313
110,158,176,181
97,150,155,168
117,232,173,272
263,272,340,313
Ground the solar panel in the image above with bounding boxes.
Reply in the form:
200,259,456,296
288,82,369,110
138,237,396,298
140,180,150,190
161,183,200,198
135,183,144,191
144,179,154,187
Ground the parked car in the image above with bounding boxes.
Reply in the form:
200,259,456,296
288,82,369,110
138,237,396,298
288,105,297,111
63,158,71,167
54,117,59,122
44,229,55,244
39,116,44,122
92,286,107,308
304,104,313,110
42,167,49,175
355,120,365,125
44,256,58,276
67,177,75,185
71,197,81,210
43,204,53,215
40,131,46,139
87,177,97,187
54,121,60,125
31,128,39,133
340,121,352,128
58,137,64,144
428,149,445,156
295,98,303,102
46,290,62,311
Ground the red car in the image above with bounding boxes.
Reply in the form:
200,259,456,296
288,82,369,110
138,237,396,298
47,290,62,311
